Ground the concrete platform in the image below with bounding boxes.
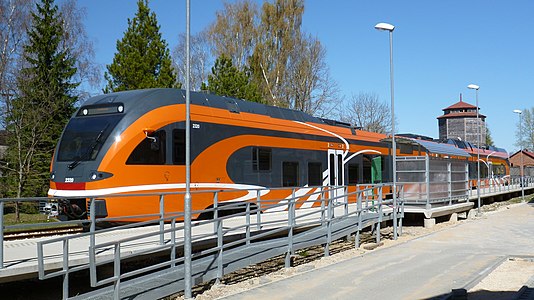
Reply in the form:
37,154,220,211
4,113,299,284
404,201,474,219
222,202,534,300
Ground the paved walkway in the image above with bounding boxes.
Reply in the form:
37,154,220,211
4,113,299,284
224,202,534,300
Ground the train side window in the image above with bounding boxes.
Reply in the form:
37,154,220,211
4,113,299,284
173,129,186,165
282,161,299,187
252,147,271,172
126,130,166,165
348,164,359,184
308,162,322,186
400,144,412,155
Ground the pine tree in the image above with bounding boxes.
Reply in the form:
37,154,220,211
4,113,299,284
203,55,262,103
3,0,79,220
104,0,178,92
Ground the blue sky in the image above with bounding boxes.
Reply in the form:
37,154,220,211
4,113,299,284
79,0,534,153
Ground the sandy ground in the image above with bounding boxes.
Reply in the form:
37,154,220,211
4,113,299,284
175,198,532,300
469,258,534,300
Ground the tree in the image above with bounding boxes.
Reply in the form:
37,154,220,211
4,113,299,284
58,0,101,98
173,31,211,91
207,0,338,116
250,0,304,107
486,126,494,147
104,0,177,93
208,0,258,70
0,0,33,115
285,34,338,117
202,55,262,102
342,93,393,134
2,0,79,221
515,108,534,151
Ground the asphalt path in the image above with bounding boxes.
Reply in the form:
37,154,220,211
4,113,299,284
224,202,534,300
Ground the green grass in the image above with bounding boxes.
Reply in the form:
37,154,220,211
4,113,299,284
1,213,69,233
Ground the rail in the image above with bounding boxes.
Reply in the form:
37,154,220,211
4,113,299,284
0,184,403,299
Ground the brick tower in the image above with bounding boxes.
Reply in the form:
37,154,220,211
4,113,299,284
437,95,486,147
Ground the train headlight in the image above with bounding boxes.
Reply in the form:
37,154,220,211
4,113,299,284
82,108,88,115
117,105,124,113
90,172,98,180
50,172,55,180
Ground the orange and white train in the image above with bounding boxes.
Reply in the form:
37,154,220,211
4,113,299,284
47,88,510,221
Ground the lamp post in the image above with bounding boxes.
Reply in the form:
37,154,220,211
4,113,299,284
375,22,397,239
184,0,192,298
513,109,525,201
467,84,481,214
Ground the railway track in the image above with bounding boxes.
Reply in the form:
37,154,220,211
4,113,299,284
3,225,84,241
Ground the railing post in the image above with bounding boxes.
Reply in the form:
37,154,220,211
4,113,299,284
159,194,165,245
213,192,218,234
325,194,332,257
171,218,176,267
425,154,432,209
320,187,326,224
256,190,261,230
285,189,295,268
90,197,96,251
246,202,251,246
376,188,382,244
355,190,362,249
113,243,121,300
62,239,69,300
0,200,4,269
343,185,349,217
216,209,223,284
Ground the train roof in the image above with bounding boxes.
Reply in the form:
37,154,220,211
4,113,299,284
79,88,349,129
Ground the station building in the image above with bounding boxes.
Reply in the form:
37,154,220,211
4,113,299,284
437,96,486,148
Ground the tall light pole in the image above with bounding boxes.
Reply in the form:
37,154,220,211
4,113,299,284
467,84,481,214
375,22,397,239
513,109,525,201
184,0,192,298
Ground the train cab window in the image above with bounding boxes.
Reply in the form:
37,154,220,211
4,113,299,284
282,161,299,187
173,129,186,165
308,162,322,186
126,130,166,165
252,147,271,172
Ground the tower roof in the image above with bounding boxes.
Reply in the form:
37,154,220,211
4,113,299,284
437,111,486,119
442,100,477,111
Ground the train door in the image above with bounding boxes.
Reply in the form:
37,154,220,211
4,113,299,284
327,149,345,203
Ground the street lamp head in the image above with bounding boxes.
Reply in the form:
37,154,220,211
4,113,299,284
513,109,523,114
375,22,395,32
467,84,480,90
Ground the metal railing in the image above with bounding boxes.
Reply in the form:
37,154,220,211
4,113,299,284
0,184,403,300
468,176,534,198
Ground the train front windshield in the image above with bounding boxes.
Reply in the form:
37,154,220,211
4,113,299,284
57,114,123,162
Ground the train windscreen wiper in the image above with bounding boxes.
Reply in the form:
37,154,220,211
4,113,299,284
68,124,109,170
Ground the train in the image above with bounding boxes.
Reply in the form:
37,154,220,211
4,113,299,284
47,88,510,222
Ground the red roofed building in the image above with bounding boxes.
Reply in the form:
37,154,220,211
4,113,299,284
437,95,486,147
509,149,534,177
